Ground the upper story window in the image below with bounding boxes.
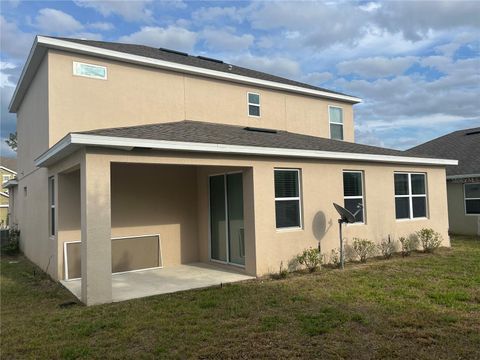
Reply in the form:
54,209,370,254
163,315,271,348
247,92,260,117
464,183,480,215
2,175,10,184
274,169,302,229
73,61,107,80
394,172,427,220
343,171,365,223
329,106,344,140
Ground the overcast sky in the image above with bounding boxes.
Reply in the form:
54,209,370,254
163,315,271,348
1,0,479,157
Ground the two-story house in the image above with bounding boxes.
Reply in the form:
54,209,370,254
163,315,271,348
0,157,17,227
8,36,456,305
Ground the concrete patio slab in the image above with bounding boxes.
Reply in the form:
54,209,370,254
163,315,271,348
61,262,255,302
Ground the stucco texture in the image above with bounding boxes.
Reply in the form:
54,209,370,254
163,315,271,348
447,182,480,235
51,149,450,281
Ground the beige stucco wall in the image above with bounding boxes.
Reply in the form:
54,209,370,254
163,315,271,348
447,182,480,235
64,148,450,278
14,55,54,276
111,163,200,267
47,50,354,146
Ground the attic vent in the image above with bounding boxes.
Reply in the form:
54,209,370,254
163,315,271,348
466,130,480,135
159,48,188,56
197,55,224,64
244,126,278,134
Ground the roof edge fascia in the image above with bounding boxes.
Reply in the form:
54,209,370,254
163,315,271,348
34,133,459,168
10,36,361,112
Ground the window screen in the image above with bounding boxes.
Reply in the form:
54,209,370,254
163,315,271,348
248,92,260,117
329,106,344,140
465,183,480,215
394,173,427,220
343,171,364,223
274,169,301,229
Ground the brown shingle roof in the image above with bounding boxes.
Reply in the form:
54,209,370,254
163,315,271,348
51,37,356,100
408,127,480,176
78,120,435,158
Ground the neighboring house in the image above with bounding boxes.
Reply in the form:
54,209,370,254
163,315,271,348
8,36,456,305
0,158,17,227
409,128,480,236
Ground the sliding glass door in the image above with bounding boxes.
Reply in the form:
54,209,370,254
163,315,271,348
209,173,245,266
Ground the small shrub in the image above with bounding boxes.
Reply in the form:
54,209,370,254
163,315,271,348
297,247,322,272
378,236,396,259
399,235,419,257
329,248,340,267
278,261,288,279
271,261,289,280
2,226,20,255
417,228,443,253
352,238,376,263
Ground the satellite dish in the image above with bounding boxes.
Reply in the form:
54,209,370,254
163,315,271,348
333,203,356,224
332,202,363,269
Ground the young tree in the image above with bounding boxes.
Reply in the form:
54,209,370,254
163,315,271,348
5,132,17,152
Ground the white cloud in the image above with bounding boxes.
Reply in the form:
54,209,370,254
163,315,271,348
247,2,369,49
200,28,254,52
302,72,333,86
0,62,17,88
192,6,245,23
74,0,153,22
119,26,197,52
374,1,480,41
32,8,84,33
229,54,300,78
0,16,34,60
337,56,418,78
87,22,114,31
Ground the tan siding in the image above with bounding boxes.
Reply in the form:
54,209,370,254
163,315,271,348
447,182,480,235
15,55,53,276
66,148,451,277
47,50,355,146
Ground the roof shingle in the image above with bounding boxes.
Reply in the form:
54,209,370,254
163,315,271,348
408,127,480,176
79,120,437,159
51,37,356,100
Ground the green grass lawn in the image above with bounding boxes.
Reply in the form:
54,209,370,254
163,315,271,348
1,236,479,359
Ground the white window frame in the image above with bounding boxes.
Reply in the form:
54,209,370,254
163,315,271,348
394,172,428,221
2,174,10,184
73,61,107,80
328,105,344,141
49,177,56,237
464,182,480,216
247,92,260,118
274,168,303,231
343,170,365,225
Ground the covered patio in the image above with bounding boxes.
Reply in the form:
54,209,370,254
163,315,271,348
61,262,254,302
47,149,257,305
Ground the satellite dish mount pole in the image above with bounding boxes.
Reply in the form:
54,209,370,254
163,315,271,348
338,219,345,269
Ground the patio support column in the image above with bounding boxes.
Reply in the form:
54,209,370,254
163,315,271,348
80,152,112,305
